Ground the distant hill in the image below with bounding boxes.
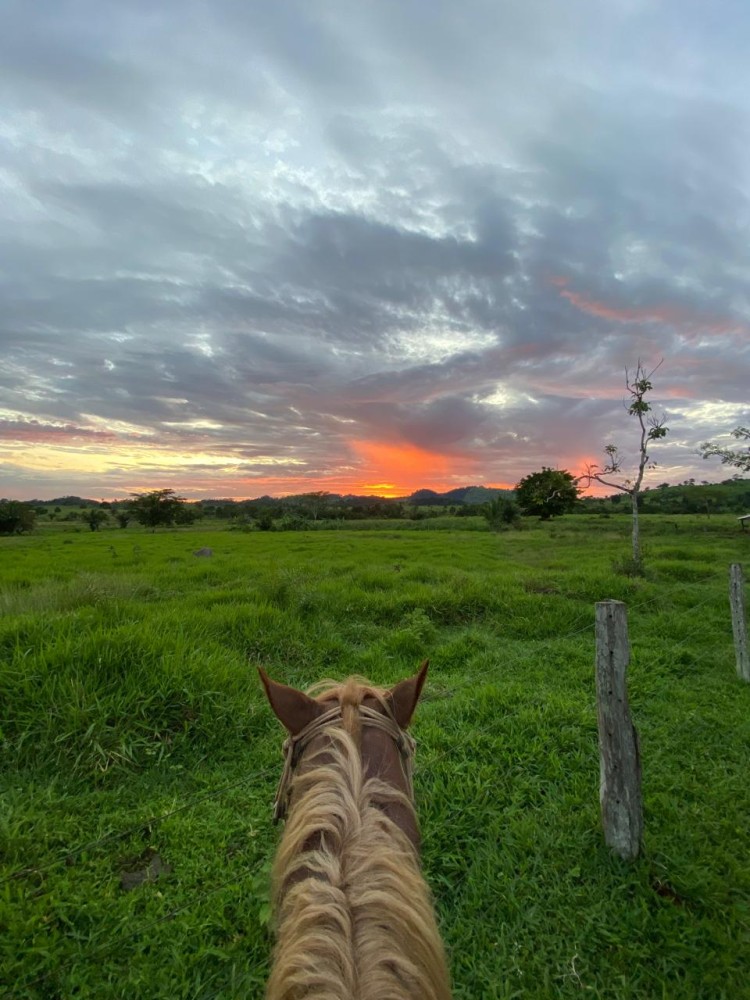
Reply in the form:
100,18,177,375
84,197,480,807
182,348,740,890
407,485,514,506
29,496,100,507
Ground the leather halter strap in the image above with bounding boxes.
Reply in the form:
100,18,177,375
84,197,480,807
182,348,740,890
272,700,416,824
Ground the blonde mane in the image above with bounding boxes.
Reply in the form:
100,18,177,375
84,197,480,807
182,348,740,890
266,679,451,1000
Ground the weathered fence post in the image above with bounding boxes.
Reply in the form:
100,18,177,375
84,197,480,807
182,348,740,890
729,564,749,682
595,600,643,860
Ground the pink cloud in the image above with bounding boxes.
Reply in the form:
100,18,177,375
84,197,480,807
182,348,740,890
552,276,748,342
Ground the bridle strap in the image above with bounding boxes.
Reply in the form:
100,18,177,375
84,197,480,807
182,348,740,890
272,701,416,823
273,705,342,824
357,703,416,801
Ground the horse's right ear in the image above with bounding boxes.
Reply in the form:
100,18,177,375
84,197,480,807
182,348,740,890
258,668,324,736
388,659,429,729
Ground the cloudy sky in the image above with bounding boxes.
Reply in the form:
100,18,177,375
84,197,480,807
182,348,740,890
1,0,748,500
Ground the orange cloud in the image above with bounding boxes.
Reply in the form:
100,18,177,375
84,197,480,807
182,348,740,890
352,440,452,486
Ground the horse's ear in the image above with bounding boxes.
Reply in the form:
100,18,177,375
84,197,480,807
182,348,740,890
258,668,324,735
388,660,429,729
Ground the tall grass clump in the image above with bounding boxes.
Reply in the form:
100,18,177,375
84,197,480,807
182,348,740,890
2,621,261,778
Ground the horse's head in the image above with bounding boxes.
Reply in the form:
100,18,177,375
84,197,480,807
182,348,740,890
259,661,429,849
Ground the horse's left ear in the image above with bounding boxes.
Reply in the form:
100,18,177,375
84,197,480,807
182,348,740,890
258,667,325,736
388,660,429,729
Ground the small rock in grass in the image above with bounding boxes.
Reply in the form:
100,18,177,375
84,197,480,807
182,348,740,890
119,848,172,892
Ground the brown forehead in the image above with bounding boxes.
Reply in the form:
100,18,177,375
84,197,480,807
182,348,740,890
317,687,386,739
316,684,386,711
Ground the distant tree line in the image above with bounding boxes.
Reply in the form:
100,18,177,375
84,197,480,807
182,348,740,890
3,475,749,537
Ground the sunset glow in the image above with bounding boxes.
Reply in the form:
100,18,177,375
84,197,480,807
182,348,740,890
351,441,468,494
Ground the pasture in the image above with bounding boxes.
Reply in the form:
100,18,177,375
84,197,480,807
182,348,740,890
1,515,749,998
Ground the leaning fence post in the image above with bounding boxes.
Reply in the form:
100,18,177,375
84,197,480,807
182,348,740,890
729,564,749,682
595,600,643,860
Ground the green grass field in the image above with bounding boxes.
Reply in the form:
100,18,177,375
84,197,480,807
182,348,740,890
2,515,749,999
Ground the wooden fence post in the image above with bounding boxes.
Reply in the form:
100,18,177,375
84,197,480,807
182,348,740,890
729,564,749,682
595,600,643,860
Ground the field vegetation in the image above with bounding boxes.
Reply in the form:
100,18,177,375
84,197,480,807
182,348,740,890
1,515,749,998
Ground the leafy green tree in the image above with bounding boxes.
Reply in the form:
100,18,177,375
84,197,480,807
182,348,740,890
294,491,333,521
277,513,310,531
382,501,404,519
515,468,580,520
579,360,668,568
82,508,109,531
128,489,188,530
700,426,750,473
256,510,275,531
0,501,36,534
215,503,240,519
482,497,521,530
174,503,200,525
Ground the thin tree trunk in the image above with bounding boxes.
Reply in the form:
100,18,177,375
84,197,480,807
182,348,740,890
631,491,640,564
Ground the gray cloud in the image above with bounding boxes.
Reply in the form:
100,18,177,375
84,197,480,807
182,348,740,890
0,0,748,498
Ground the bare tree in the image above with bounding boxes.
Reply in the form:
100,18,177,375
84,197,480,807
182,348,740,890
579,360,668,568
699,426,750,473
294,491,333,521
